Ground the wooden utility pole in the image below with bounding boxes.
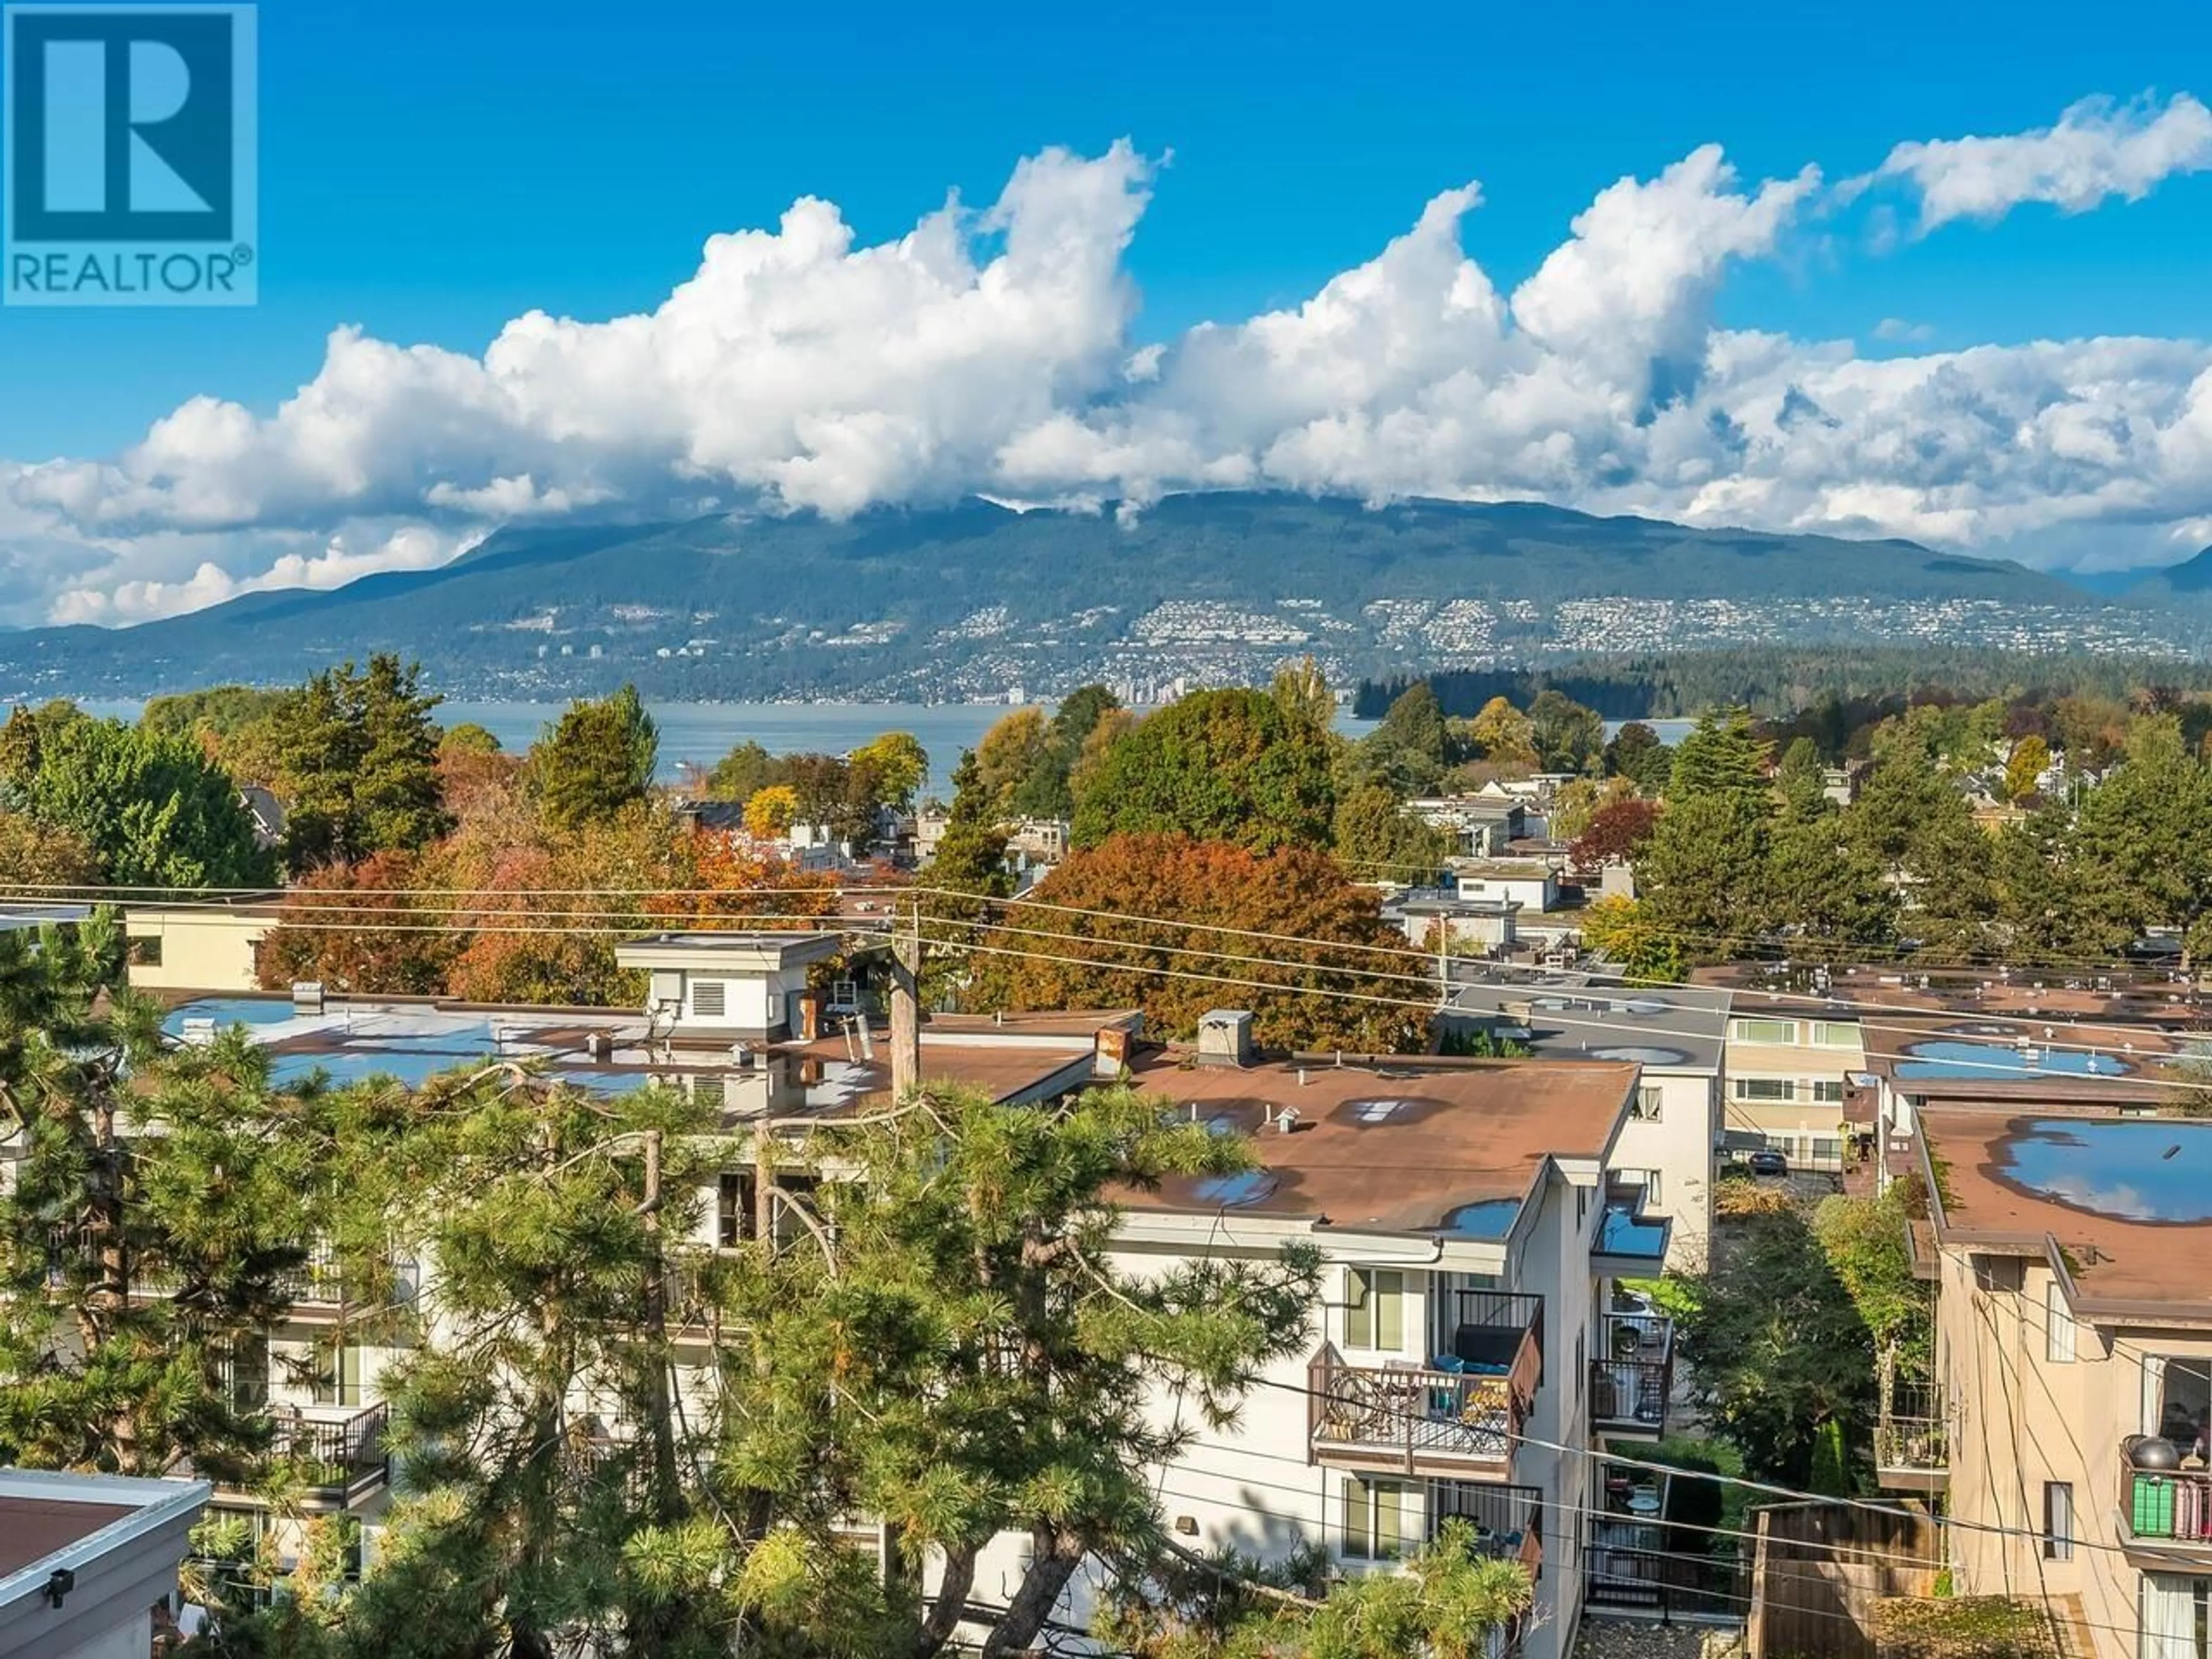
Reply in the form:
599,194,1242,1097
891,899,922,1099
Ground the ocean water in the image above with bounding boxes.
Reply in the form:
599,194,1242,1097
78,694,1683,799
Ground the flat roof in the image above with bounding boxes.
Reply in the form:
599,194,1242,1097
1448,976,1729,1072
161,995,1111,1119
0,1499,134,1577
1922,1107,2212,1315
1115,1054,1637,1235
617,930,846,956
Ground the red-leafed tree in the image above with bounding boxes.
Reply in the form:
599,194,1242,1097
963,832,1425,1053
256,850,460,995
1569,797,1664,871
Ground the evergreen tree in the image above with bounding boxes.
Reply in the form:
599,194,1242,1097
722,1082,1323,1659
1636,793,1772,960
0,913,332,1482
2071,714,2212,964
533,685,660,830
1668,708,1770,803
274,657,452,870
333,1073,723,1659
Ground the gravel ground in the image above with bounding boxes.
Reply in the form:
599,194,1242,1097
1574,1619,1745,1659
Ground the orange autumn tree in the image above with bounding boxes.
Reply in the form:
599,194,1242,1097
438,801,698,1006
689,833,844,930
963,832,1426,1053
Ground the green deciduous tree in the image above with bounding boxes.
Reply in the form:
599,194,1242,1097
20,717,270,891
532,685,660,830
1071,691,1336,855
1331,784,1453,882
1675,1203,1876,1488
1604,721,1673,793
1527,688,1604,775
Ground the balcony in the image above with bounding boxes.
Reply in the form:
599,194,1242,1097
260,1403,391,1508
2119,1449,2212,1555
1875,1380,1948,1494
1309,1293,1541,1480
1590,1313,1674,1437
1434,1481,1544,1578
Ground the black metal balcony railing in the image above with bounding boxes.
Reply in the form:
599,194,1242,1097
268,1403,389,1497
2120,1449,2212,1545
1434,1482,1544,1577
1590,1314,1673,1433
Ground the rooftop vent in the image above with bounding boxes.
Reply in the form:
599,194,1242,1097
1196,1009,1255,1069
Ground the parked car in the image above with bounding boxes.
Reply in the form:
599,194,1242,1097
1747,1149,1790,1177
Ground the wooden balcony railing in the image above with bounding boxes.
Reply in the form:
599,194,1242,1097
1308,1353,1523,1477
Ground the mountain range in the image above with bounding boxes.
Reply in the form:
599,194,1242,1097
2,493,2207,703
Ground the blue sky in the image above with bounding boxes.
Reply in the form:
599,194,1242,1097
2,0,2211,622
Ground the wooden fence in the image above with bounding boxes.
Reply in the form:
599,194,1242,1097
1745,1500,1943,1659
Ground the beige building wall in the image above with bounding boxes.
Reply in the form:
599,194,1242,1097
1723,1016,1865,1165
124,907,275,993
1936,1243,2212,1659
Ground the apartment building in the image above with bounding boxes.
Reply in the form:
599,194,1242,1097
1915,1107,2212,1659
1444,978,1726,1271
132,952,1683,1654
1100,1051,1673,1659
1719,1005,1866,1171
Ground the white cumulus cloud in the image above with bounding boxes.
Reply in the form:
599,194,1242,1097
1866,92,2212,230
5,101,2212,628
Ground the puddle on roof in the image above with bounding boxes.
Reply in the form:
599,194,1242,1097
1192,1171,1280,1208
1894,1039,2129,1081
1993,1118,2212,1225
1440,1198,1520,1239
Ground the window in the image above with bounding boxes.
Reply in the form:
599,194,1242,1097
1612,1168,1661,1206
690,979,727,1018
719,1172,821,1250
1341,1477,1407,1561
1344,1268,1405,1352
1735,1077,1796,1102
1811,1137,1844,1166
2043,1482,2074,1561
2145,1355,2212,1455
1732,1018,1798,1044
1632,1085,1664,1122
315,1344,366,1408
1809,1021,1859,1048
1810,1079,1846,1104
1974,1255,2024,1294
127,935,162,967
2046,1281,2077,1364
2141,1572,2209,1659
